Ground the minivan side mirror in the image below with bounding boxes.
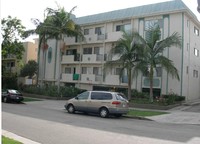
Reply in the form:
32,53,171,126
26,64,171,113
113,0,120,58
75,97,79,100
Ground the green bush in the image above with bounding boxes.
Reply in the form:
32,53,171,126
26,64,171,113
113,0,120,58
22,85,86,98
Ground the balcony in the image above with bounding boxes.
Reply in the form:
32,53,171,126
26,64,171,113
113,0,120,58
62,54,80,64
81,74,95,84
105,31,123,42
142,77,161,88
104,75,120,85
82,54,103,63
61,73,80,82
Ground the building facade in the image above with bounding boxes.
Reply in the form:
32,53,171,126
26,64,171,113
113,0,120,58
38,0,200,101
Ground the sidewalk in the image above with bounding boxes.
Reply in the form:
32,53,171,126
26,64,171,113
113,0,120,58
2,130,41,144
145,99,200,125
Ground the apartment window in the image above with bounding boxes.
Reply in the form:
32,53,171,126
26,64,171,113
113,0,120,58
10,62,15,67
84,29,89,35
83,48,92,54
115,68,122,75
194,27,199,36
65,67,72,74
82,67,87,74
193,70,199,78
116,24,131,32
93,67,99,75
194,48,199,57
156,67,162,77
95,27,103,35
48,47,52,63
94,47,100,54
145,19,162,41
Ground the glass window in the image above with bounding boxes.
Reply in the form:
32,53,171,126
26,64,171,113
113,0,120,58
194,48,199,57
93,67,100,75
78,91,89,100
84,29,89,35
94,47,100,54
193,70,199,78
115,68,122,75
91,92,112,100
194,27,199,36
48,47,52,63
65,67,71,74
83,48,92,54
95,27,103,35
82,67,87,74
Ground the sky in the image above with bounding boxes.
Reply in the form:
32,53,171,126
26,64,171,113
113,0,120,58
1,0,200,41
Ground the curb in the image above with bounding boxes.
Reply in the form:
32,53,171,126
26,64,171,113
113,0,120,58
2,130,41,144
123,115,153,121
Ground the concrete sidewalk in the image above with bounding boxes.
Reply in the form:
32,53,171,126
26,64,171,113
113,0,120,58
145,99,200,125
2,130,41,144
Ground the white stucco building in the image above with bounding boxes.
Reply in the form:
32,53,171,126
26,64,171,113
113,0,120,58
38,0,200,101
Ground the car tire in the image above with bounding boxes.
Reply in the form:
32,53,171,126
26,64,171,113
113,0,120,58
3,97,8,103
67,104,75,114
99,108,109,118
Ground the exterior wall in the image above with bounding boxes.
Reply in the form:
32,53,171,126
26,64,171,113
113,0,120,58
22,40,38,63
39,2,200,101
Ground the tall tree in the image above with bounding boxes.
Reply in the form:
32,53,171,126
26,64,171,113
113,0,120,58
105,31,145,100
44,5,84,95
1,16,26,60
133,26,181,102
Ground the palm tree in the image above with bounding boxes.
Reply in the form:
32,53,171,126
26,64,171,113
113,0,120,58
44,6,84,95
133,25,181,102
105,31,145,100
24,5,83,94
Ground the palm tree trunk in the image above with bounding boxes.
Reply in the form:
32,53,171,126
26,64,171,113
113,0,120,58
149,66,154,103
127,68,132,101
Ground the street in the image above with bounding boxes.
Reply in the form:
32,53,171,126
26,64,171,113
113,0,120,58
2,100,200,144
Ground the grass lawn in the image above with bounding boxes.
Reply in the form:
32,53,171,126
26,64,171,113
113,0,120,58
23,97,42,102
2,136,22,144
127,109,168,117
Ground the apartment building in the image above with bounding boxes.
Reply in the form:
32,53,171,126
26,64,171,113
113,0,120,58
39,0,200,101
2,39,38,74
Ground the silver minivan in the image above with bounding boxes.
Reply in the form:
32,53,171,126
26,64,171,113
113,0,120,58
64,91,129,118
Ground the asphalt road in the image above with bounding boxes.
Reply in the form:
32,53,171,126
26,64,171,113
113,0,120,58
2,100,200,144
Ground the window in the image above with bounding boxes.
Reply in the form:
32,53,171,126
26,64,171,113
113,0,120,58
10,62,15,67
91,92,112,100
145,19,162,41
48,47,52,63
194,48,199,57
77,91,89,100
95,27,103,35
84,29,89,35
83,48,92,54
93,67,101,75
193,70,199,78
94,47,100,54
194,27,199,36
82,67,87,74
116,25,123,31
65,68,72,74
115,68,122,75
116,24,131,32
156,67,162,77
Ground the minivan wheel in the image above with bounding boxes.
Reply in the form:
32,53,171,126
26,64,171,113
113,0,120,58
99,108,109,118
3,97,8,103
67,104,75,114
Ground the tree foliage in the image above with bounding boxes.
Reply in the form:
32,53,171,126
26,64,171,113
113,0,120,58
20,60,38,78
1,16,26,60
133,25,181,102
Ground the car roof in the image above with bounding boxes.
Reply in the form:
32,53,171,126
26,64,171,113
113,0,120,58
88,91,118,94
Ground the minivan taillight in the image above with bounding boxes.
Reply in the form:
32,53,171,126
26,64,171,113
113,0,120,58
112,101,121,105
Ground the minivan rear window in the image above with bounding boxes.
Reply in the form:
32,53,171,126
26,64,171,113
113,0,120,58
91,92,112,100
